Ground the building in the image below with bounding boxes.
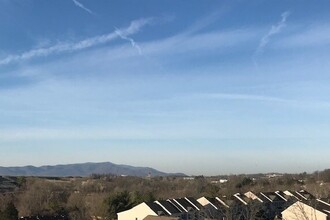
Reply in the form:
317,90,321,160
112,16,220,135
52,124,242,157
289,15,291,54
117,190,318,220
283,190,315,201
118,197,205,220
282,199,330,220
117,202,166,220
143,216,179,220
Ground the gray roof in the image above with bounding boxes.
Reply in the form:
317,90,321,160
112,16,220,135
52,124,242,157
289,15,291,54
301,199,330,216
157,200,182,215
205,197,226,209
146,202,168,216
185,197,203,209
173,198,197,211
259,192,286,202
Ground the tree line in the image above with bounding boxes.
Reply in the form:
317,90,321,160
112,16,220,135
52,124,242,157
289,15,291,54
0,169,329,220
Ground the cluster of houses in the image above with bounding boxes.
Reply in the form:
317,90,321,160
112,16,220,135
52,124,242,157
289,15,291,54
118,190,330,220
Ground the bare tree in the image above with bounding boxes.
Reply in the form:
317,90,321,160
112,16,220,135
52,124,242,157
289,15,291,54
283,201,321,220
66,193,91,220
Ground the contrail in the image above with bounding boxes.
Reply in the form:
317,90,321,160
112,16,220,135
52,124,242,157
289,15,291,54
0,18,153,65
257,11,290,54
254,11,290,66
114,27,142,55
72,0,94,15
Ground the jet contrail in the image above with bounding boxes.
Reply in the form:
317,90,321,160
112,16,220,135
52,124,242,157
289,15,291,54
0,18,152,65
72,0,94,15
253,11,290,68
256,11,290,55
115,27,142,55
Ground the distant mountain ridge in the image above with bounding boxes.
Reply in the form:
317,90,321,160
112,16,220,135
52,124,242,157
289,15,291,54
0,162,186,177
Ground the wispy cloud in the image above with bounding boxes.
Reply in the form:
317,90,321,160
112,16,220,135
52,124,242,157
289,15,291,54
72,0,94,15
274,24,330,49
114,27,142,55
253,11,290,65
141,28,259,58
192,92,330,109
197,93,291,103
181,9,227,36
0,18,153,66
0,128,155,141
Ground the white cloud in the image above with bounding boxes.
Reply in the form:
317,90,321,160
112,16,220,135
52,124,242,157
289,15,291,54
0,18,153,66
72,0,94,15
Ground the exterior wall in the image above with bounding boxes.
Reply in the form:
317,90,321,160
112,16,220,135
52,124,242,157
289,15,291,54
143,216,179,220
118,203,157,220
197,197,211,207
282,201,327,220
283,191,294,196
245,191,263,202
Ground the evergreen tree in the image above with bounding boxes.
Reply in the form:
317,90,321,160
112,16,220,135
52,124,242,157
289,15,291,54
106,191,132,220
0,202,18,220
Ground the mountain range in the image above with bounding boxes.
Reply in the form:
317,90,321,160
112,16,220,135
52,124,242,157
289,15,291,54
0,162,186,177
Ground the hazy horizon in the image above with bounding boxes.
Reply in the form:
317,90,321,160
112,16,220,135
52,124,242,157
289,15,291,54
0,160,326,176
1,1,330,176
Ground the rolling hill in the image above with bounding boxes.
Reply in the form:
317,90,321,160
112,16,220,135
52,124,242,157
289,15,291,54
0,162,185,177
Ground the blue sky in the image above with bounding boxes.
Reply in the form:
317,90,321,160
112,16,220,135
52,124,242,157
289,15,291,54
1,0,330,175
